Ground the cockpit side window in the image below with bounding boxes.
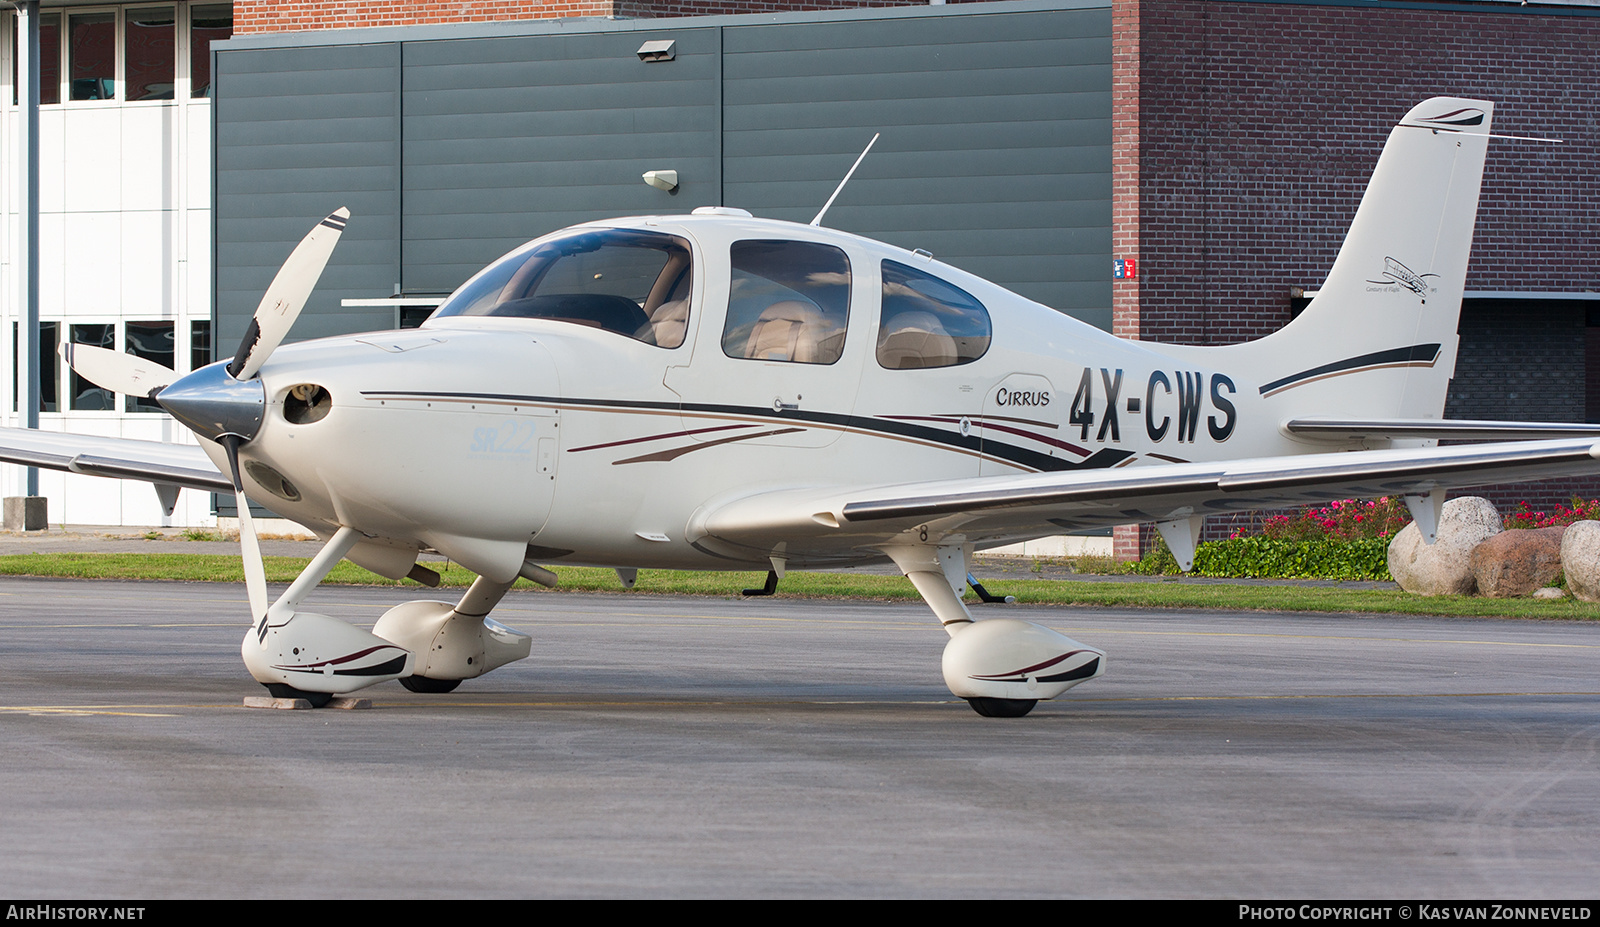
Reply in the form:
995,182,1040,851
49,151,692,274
722,240,852,365
877,260,991,369
431,228,693,348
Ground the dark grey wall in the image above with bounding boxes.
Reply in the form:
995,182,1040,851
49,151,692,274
722,12,1112,322
213,43,401,348
1445,300,1588,423
213,2,1113,346
400,28,723,293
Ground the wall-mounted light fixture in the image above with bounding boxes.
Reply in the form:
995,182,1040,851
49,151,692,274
636,40,676,62
643,170,679,193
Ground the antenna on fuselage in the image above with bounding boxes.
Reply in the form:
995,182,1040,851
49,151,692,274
810,133,880,228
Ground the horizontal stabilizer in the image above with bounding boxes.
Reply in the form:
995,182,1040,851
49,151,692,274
1285,418,1600,443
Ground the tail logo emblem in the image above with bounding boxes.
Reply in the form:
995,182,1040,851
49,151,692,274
1368,257,1439,302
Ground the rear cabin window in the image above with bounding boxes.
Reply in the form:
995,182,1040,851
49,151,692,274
431,228,693,348
877,260,992,369
722,240,852,365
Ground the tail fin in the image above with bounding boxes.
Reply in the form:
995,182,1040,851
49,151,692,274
1249,98,1493,419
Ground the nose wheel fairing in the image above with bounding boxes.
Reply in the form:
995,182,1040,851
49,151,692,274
243,610,415,695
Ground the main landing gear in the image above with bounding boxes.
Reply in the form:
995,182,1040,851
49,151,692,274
882,541,1105,718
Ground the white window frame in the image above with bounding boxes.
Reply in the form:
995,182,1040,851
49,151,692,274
3,3,221,107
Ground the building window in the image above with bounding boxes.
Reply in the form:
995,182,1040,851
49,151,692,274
125,6,175,101
38,322,58,413
11,4,232,105
11,11,61,105
68,11,116,101
190,3,231,99
37,325,58,416
70,325,116,410
125,320,174,411
190,319,211,372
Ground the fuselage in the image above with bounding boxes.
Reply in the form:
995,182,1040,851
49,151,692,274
211,212,1370,579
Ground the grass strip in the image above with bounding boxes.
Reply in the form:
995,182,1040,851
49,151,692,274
0,552,1597,620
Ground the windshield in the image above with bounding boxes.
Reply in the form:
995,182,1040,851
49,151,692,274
432,228,693,347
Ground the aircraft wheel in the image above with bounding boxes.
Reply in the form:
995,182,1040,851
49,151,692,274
400,675,462,694
966,697,1038,718
263,683,333,708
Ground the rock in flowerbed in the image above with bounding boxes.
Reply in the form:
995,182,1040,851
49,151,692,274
1387,496,1502,595
1470,526,1565,598
1559,520,1600,602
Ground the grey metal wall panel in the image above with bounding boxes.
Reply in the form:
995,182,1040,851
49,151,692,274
722,9,1112,327
399,29,719,293
214,43,401,343
212,5,1113,338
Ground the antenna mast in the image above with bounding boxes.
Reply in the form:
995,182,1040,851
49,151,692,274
810,133,880,228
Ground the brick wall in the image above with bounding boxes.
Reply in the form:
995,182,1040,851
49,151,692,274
1127,0,1600,347
615,0,936,15
1113,0,1600,558
1111,0,1140,340
233,0,948,33
235,2,612,31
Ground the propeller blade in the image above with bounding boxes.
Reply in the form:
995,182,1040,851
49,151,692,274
221,435,269,626
61,343,177,398
228,207,350,381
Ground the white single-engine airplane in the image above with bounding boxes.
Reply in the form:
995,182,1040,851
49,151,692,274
4,97,1597,716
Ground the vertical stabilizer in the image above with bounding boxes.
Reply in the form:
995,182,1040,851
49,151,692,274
1250,98,1493,420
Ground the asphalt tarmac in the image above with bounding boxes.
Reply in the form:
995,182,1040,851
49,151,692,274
1,576,1596,898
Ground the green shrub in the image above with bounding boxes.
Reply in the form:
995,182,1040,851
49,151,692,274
1127,534,1392,581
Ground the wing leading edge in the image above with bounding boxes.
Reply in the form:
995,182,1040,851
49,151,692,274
0,426,230,496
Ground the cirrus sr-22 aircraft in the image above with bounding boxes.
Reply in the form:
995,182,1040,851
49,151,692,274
4,97,1597,716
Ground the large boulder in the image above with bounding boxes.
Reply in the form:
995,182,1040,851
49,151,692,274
1470,526,1565,597
1559,520,1600,602
1387,496,1502,595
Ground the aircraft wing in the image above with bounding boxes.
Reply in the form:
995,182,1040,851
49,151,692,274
693,438,1600,563
0,426,230,493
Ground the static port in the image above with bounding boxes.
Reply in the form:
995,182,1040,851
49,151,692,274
284,383,332,424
